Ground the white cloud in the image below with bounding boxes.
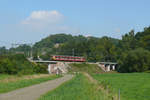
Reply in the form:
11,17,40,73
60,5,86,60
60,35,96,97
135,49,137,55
20,10,79,36
22,10,63,27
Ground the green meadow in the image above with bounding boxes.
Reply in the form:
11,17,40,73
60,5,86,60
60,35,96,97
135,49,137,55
92,73,150,100
39,64,150,100
39,74,113,100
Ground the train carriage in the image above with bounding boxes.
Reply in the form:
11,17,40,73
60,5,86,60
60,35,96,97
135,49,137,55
52,55,86,62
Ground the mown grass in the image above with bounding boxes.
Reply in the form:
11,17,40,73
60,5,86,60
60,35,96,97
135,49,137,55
69,63,103,74
0,74,61,93
92,73,150,100
39,74,113,100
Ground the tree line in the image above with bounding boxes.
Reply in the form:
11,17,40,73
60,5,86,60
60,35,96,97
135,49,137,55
0,54,47,75
1,27,150,73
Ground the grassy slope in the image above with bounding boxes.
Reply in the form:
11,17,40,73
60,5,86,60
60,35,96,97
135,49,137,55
39,74,112,100
0,74,11,80
92,73,150,100
0,74,61,93
69,63,103,74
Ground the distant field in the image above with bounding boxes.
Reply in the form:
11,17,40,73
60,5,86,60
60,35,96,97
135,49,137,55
0,74,61,93
39,74,113,100
69,63,103,74
92,73,150,100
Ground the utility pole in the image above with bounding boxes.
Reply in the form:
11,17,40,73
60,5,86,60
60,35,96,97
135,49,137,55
72,49,74,56
72,48,75,63
29,43,33,59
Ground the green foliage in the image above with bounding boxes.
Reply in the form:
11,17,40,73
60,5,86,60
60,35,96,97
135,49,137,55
33,34,73,51
95,37,117,61
93,73,150,100
57,36,119,62
0,47,8,55
118,48,150,72
119,30,138,51
135,27,150,50
33,64,48,74
0,54,47,75
2,26,150,73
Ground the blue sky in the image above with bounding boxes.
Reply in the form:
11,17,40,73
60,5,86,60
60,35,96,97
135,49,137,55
0,0,150,47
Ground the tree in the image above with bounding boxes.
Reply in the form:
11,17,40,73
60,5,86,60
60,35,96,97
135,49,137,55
118,48,150,72
0,47,8,55
135,26,150,50
119,30,138,51
95,37,117,62
140,35,150,50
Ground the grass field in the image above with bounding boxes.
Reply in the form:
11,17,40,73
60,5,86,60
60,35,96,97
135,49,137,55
92,73,150,100
0,74,61,93
69,63,103,74
39,74,113,100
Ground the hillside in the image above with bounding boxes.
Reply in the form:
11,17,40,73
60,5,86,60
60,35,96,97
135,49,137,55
33,34,73,49
2,26,150,73
69,63,103,74
32,34,119,61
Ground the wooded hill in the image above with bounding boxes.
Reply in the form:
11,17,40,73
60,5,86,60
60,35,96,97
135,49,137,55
1,26,150,73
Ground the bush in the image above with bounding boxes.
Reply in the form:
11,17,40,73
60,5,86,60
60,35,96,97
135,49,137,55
0,54,48,75
34,64,48,74
118,48,150,72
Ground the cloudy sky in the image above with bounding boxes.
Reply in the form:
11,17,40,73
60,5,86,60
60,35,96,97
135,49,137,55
0,0,150,47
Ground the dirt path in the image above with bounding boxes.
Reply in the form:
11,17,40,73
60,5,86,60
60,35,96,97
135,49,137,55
0,74,73,100
83,72,118,100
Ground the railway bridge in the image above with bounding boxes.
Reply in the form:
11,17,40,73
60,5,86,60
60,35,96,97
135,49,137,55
27,58,117,73
97,62,117,72
27,58,69,74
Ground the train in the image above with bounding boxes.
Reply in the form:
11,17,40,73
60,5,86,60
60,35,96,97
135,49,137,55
51,55,86,62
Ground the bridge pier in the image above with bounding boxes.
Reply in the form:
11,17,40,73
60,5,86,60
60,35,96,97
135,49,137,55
47,64,51,74
106,65,110,71
27,59,69,74
99,62,117,72
47,62,69,74
112,65,115,70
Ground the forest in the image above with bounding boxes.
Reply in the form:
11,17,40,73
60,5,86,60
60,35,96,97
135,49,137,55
1,26,150,73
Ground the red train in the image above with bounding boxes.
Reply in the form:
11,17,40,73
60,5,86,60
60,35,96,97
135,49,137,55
52,55,86,62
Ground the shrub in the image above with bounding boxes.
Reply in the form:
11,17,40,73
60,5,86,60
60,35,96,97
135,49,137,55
118,48,150,72
0,54,48,75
